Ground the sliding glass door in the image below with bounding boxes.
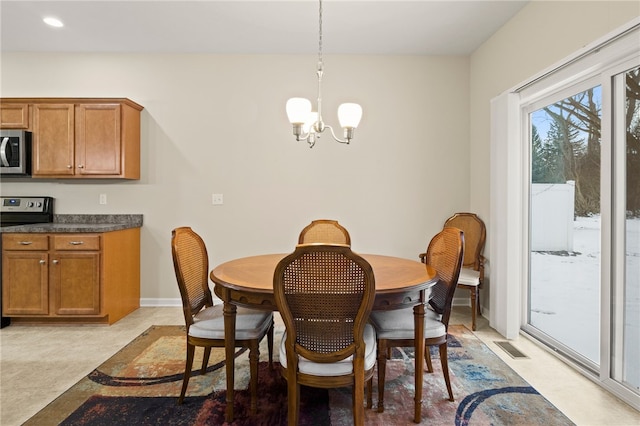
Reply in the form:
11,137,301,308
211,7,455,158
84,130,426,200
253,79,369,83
528,83,602,369
524,61,640,404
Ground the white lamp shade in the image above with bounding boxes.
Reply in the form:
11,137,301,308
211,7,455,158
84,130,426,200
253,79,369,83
303,112,318,133
286,98,312,124
338,103,363,129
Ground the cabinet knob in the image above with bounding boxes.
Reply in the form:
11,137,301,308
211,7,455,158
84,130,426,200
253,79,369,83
39,259,46,265
19,241,33,245
69,241,84,245
67,165,72,169
52,259,59,264
78,165,84,169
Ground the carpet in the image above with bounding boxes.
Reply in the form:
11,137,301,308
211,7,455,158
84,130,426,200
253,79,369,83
25,324,574,425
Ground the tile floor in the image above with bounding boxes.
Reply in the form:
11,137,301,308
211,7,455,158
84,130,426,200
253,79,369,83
1,306,638,426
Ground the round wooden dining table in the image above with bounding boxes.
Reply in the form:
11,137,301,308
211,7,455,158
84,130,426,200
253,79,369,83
210,252,438,423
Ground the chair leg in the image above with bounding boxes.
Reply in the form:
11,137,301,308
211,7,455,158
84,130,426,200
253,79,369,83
267,320,274,369
178,343,195,404
439,342,454,402
287,380,300,426
353,367,365,426
376,340,388,413
425,344,434,373
470,287,478,331
249,340,260,415
366,377,373,409
201,347,211,374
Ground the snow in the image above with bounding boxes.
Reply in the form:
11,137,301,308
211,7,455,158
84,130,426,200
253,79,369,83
530,216,639,389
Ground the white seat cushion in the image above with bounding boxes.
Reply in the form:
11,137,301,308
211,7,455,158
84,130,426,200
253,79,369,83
279,323,377,376
369,308,445,340
189,306,272,340
457,267,480,286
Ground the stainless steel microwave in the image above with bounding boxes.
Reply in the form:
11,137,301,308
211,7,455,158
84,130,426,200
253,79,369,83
0,130,31,176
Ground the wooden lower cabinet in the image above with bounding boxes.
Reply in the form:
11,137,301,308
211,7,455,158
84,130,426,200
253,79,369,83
52,251,101,315
1,250,49,315
1,228,140,325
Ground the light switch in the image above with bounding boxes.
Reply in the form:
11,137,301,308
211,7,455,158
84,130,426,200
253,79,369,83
99,194,107,205
212,193,223,205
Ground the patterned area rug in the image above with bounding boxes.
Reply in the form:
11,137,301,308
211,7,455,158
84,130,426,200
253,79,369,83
25,324,574,425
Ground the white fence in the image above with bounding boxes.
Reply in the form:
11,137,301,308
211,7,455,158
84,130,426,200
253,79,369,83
530,181,575,251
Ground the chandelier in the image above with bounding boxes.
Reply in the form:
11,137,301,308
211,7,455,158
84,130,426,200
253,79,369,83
285,0,363,148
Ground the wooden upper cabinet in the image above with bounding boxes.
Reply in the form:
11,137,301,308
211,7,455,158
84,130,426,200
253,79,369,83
0,103,29,129
33,103,75,176
0,98,142,179
76,103,122,176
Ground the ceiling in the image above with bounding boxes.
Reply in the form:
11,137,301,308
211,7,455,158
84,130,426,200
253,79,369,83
0,1,529,55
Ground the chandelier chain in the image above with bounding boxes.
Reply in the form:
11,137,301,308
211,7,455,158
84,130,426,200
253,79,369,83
318,0,323,66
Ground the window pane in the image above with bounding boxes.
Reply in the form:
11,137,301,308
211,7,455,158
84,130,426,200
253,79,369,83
529,86,602,365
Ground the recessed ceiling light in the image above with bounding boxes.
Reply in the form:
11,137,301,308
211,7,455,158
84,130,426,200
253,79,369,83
43,17,64,28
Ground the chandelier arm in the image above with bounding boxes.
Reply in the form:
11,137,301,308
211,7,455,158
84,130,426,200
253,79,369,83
323,124,350,144
297,132,309,142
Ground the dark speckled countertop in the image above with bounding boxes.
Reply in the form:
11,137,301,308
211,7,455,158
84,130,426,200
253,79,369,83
0,214,143,233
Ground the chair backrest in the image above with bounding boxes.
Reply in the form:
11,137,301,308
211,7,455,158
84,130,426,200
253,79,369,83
426,227,465,328
171,227,214,327
298,219,351,246
274,244,375,364
444,212,485,271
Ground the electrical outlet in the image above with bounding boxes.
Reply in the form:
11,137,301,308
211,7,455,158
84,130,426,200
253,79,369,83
212,193,223,205
99,194,107,205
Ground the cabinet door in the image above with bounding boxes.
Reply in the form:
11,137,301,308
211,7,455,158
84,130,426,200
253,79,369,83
2,252,49,315
75,104,122,176
0,103,29,129
33,104,75,176
51,252,100,315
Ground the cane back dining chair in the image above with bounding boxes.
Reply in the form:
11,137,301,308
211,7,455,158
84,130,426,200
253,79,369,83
298,219,351,246
440,212,486,330
171,227,274,412
274,244,376,426
369,227,464,412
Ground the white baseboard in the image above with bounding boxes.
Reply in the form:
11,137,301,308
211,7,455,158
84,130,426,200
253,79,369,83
140,298,181,307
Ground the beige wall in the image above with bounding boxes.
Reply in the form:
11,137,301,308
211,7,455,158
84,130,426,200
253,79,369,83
469,0,639,311
1,54,470,301
2,1,637,307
